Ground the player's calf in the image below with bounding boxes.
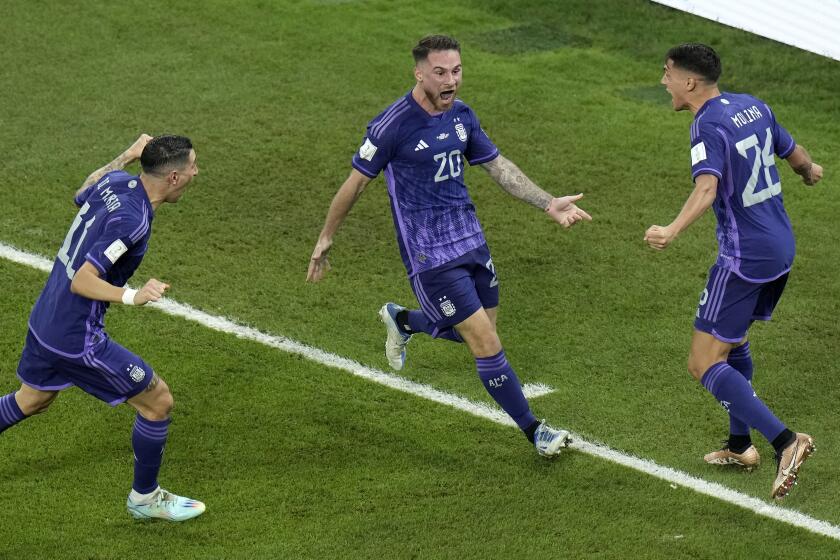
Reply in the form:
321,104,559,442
14,385,58,416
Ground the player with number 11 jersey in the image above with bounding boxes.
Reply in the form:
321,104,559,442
2,135,205,521
29,170,153,357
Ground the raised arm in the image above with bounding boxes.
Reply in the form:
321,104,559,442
74,134,153,200
481,154,591,228
785,144,823,186
306,168,373,282
645,173,718,251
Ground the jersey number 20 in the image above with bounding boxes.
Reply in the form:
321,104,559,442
735,127,781,208
433,150,463,183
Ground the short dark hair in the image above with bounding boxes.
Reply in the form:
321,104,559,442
140,135,193,176
412,35,460,63
666,43,721,83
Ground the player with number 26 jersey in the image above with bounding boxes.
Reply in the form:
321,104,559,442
689,92,796,282
647,44,824,500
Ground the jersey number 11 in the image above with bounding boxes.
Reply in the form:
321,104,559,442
57,202,96,280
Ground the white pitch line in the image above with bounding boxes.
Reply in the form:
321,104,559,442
521,382,554,399
0,241,548,411
2,240,839,542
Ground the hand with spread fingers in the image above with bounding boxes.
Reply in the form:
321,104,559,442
545,194,593,229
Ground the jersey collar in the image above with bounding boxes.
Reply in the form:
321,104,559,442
405,89,456,121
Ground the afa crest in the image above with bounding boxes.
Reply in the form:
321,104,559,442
440,299,457,317
455,123,468,142
127,365,146,383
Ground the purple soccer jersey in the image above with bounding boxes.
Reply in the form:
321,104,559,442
689,92,797,282
27,171,153,357
352,92,500,276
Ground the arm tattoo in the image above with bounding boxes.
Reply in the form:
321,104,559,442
481,155,552,210
80,151,135,191
143,374,160,392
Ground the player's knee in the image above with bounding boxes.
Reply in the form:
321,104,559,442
473,332,502,357
152,387,175,420
687,355,708,381
143,379,174,420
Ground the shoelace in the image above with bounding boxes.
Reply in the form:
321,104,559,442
149,489,175,509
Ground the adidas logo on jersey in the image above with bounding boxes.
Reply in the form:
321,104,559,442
414,140,429,151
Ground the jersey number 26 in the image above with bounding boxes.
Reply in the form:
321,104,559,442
735,127,781,208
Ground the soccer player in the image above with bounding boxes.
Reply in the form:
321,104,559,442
0,135,206,520
645,44,823,499
307,35,591,456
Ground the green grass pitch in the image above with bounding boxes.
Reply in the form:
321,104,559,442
1,0,839,557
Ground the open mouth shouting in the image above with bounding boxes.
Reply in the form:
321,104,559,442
440,89,456,102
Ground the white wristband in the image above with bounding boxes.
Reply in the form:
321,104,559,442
122,288,138,305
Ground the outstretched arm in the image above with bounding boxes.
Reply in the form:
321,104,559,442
306,169,372,282
481,155,592,228
645,173,718,251
785,144,823,186
481,154,552,209
74,134,153,200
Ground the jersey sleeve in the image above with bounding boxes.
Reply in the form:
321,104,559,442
690,122,727,181
84,205,148,276
464,109,499,165
765,105,796,158
351,121,398,178
74,185,96,208
73,170,130,207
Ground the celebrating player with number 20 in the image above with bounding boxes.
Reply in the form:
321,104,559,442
308,35,591,456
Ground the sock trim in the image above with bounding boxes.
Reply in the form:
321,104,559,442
475,350,507,372
729,342,751,359
0,393,26,425
700,362,729,393
134,416,171,441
